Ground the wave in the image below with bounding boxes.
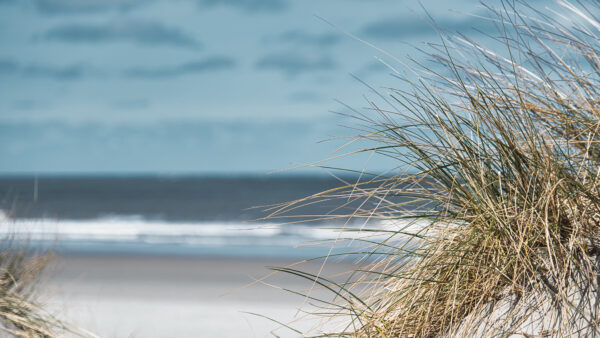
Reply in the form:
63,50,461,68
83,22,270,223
0,218,327,245
0,211,427,257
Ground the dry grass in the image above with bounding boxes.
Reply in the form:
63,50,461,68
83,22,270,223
0,244,64,337
0,238,94,337
268,1,600,336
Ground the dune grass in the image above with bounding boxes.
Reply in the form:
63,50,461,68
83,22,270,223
267,1,600,336
0,233,93,336
0,244,65,337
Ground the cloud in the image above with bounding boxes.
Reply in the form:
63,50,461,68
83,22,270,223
197,0,288,12
288,91,326,103
255,52,336,76
266,29,340,47
44,20,200,48
363,61,389,72
0,59,88,80
12,99,42,111
0,120,344,173
23,64,85,80
110,98,150,110
355,60,392,77
0,59,19,75
124,56,235,78
34,0,151,14
360,15,494,39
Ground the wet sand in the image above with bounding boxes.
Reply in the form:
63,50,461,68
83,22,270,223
43,254,356,337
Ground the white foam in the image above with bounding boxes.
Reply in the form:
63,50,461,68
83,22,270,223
0,215,427,248
0,216,334,246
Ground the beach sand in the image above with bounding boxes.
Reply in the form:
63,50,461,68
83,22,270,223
42,254,356,337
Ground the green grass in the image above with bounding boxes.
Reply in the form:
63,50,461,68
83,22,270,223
268,1,600,336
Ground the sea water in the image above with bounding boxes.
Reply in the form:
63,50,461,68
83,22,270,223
0,176,395,258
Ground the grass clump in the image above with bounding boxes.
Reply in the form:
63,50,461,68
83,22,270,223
0,244,65,337
0,216,91,337
269,1,600,336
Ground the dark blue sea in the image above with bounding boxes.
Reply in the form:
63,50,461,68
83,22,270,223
0,175,384,258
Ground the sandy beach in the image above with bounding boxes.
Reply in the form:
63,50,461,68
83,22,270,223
42,254,356,337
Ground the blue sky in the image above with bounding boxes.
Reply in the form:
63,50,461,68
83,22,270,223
0,0,491,174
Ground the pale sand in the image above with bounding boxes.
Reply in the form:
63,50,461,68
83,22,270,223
42,255,357,337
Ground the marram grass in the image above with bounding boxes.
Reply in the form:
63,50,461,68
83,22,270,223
0,245,65,337
0,237,95,337
268,1,600,336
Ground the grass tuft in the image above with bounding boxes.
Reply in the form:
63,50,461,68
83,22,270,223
0,229,94,336
269,1,600,336
0,244,64,337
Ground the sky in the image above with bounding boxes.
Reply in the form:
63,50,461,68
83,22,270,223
0,0,496,175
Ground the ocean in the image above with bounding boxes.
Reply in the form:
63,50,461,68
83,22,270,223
0,175,383,259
